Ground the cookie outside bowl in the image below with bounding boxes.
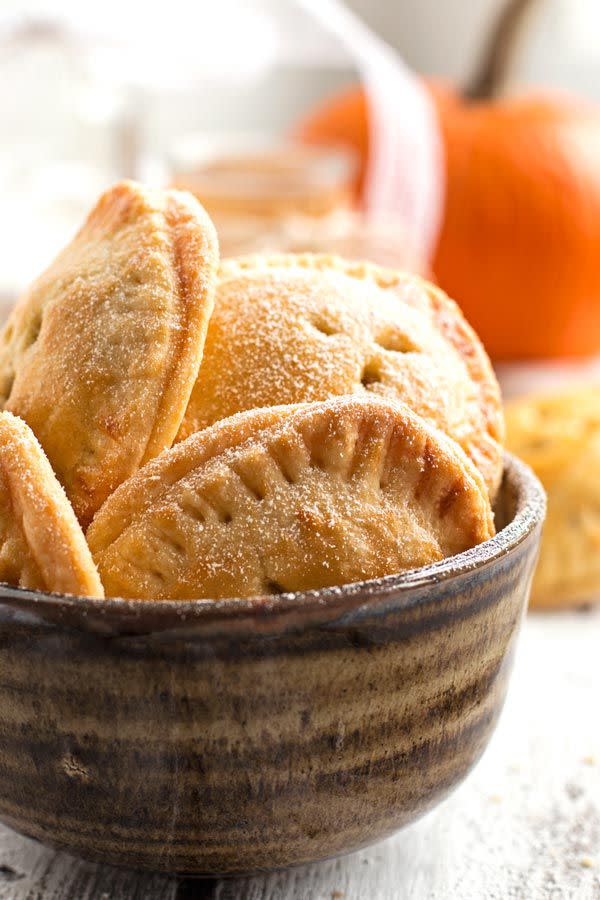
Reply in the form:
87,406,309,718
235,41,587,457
0,453,544,875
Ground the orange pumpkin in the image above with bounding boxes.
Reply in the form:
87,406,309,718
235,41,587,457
435,88,600,360
295,2,600,360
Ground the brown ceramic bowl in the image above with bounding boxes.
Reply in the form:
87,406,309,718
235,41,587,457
0,453,544,876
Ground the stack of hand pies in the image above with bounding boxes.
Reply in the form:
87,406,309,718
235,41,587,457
0,182,504,601
507,387,600,608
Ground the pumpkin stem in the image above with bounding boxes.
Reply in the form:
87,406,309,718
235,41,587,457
464,0,545,101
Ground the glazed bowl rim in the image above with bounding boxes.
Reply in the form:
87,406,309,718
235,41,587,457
0,452,545,636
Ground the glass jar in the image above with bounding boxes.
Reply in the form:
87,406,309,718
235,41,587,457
170,137,425,272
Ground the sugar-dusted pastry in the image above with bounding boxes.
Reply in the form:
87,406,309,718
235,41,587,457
506,386,600,608
0,412,103,596
177,254,504,499
88,396,495,601
0,181,218,527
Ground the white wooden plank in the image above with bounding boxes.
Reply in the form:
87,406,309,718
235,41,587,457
0,610,597,899
0,828,176,900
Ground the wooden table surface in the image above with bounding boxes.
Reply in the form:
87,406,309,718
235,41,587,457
0,609,597,900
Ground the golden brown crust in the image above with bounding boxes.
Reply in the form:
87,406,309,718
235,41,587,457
177,253,503,498
88,396,494,601
0,412,103,596
506,386,600,608
0,181,219,527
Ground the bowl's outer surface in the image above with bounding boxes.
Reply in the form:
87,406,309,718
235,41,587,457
0,454,544,875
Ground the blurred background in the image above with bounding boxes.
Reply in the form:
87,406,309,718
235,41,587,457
2,2,600,615
3,0,600,302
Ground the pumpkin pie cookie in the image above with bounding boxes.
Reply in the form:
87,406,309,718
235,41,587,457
177,253,503,498
88,396,494,600
506,386,600,608
0,412,103,596
0,181,218,526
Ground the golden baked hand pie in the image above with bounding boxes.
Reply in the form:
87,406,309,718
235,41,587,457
0,412,103,596
176,254,503,499
506,386,600,608
88,396,495,601
0,181,218,527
